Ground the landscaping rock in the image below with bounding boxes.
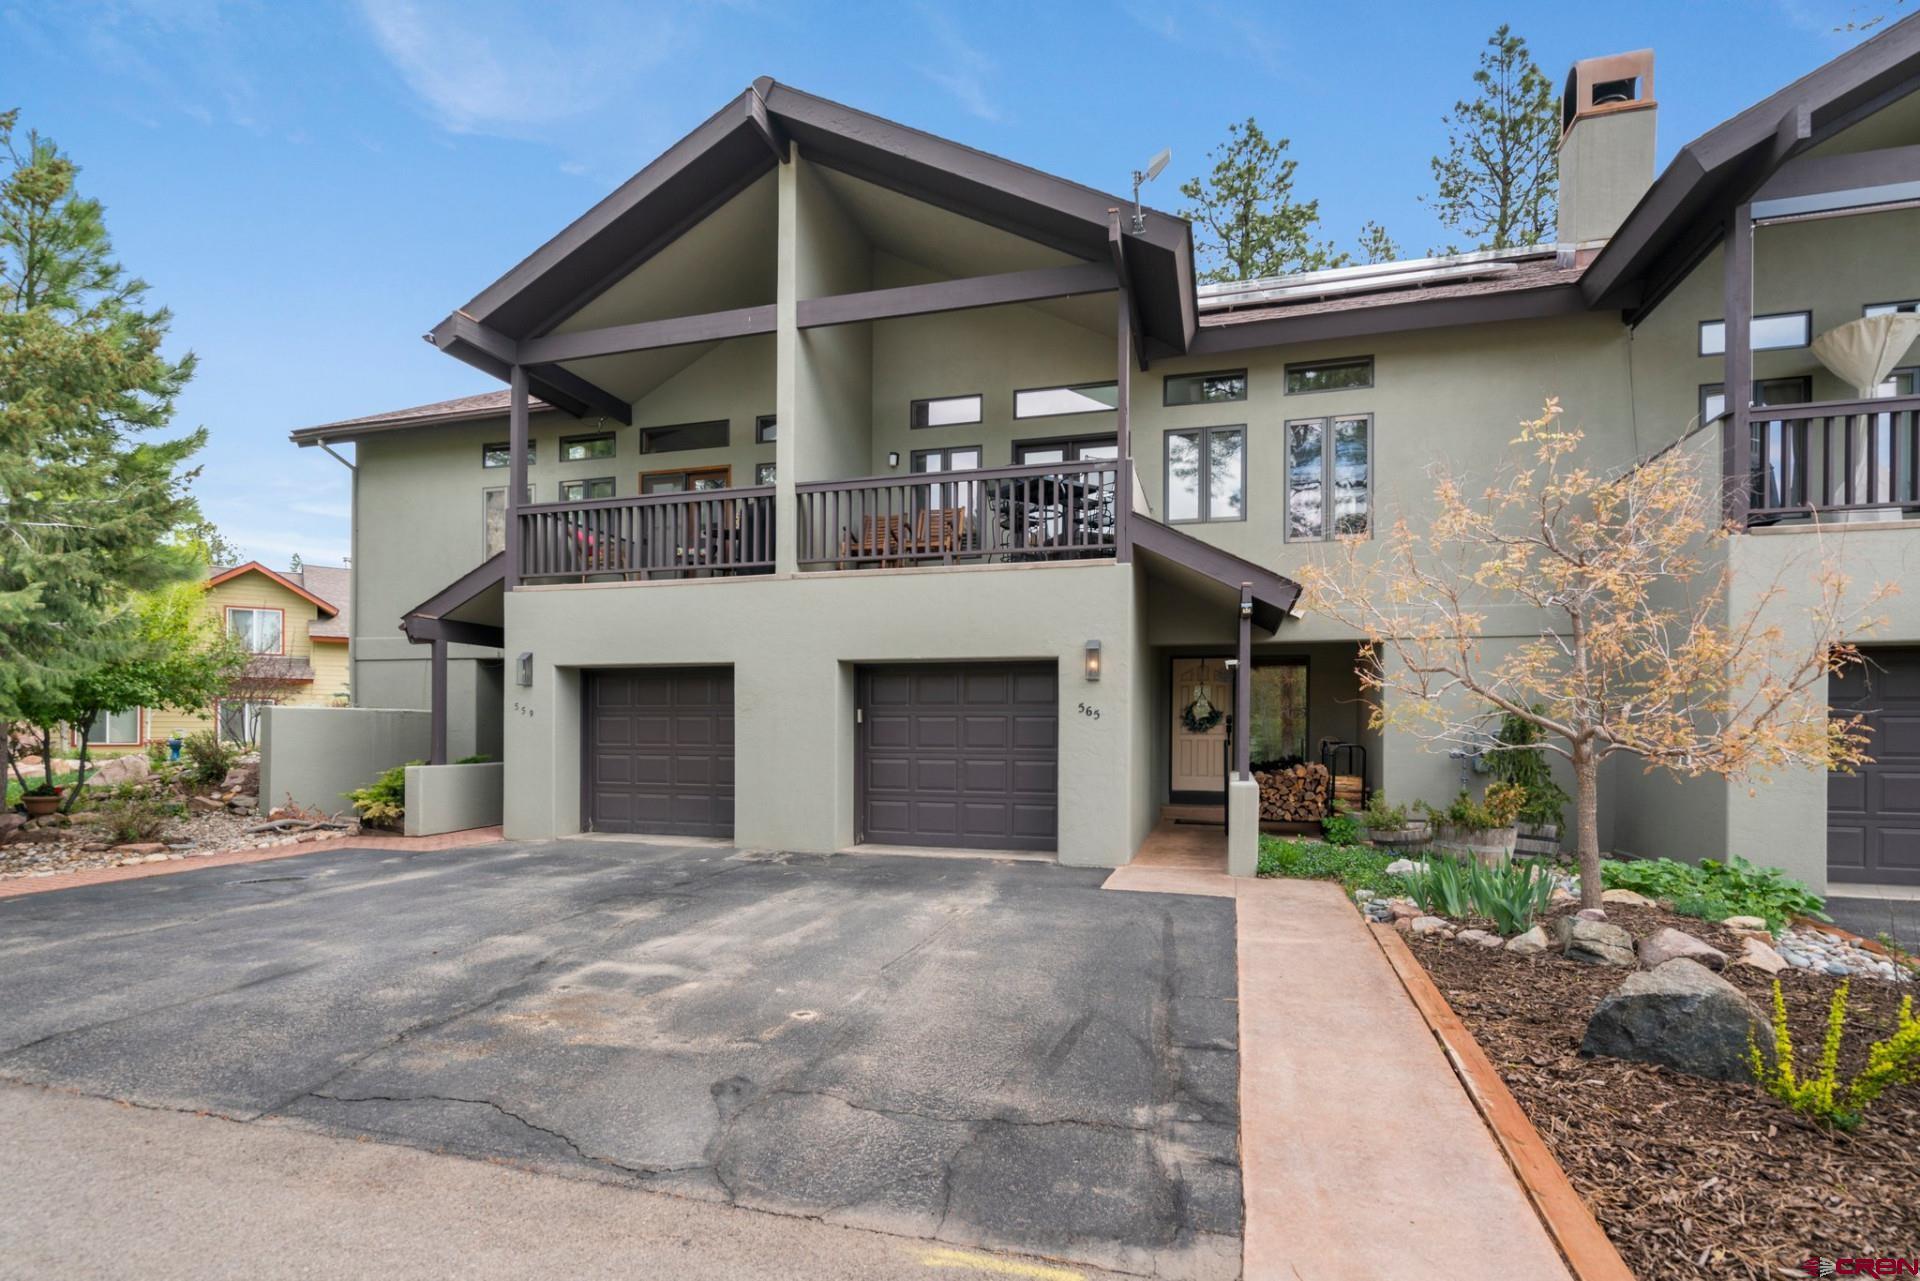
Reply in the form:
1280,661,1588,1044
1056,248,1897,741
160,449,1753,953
1555,917,1637,967
1505,926,1551,955
1580,958,1773,1082
1637,927,1727,972
0,813,25,843
1735,937,1790,976
1576,907,1608,922
188,795,225,815
1722,915,1768,932
1384,858,1425,876
227,795,258,814
111,843,168,855
1549,887,1577,908
1457,928,1504,948
221,763,260,793
1408,915,1451,937
1386,898,1422,922
89,755,151,786
1601,888,1656,908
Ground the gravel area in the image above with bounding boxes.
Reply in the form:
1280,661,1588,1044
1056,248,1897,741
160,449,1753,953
1410,903,1920,1280
1,808,357,882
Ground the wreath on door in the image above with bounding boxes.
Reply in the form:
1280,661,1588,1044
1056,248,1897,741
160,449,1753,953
1181,683,1224,733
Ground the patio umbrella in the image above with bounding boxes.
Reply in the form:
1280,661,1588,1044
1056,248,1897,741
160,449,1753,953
1810,313,1920,514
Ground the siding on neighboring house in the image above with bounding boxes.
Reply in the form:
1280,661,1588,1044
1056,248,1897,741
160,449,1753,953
140,566,351,744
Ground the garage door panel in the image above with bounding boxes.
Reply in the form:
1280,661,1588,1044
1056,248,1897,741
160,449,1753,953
1831,650,1920,886
860,663,1057,852
585,668,734,839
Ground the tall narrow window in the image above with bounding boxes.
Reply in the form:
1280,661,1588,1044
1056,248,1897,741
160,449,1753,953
1164,426,1245,523
1287,416,1371,541
482,483,534,558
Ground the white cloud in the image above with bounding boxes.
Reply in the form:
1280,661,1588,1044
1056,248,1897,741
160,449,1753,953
357,0,686,138
916,5,1005,123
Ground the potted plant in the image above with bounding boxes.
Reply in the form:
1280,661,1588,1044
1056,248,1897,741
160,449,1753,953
1423,783,1525,866
21,782,64,819
1355,795,1428,848
1483,711,1569,856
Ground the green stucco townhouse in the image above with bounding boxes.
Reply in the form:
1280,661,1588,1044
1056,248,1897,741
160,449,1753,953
290,21,1920,895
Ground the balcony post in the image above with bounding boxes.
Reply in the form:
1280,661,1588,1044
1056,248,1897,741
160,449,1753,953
1722,203,1753,527
507,364,529,586
429,638,449,766
1115,289,1134,562
1234,585,1252,780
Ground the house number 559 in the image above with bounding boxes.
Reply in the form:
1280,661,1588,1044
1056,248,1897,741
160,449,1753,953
1077,702,1101,720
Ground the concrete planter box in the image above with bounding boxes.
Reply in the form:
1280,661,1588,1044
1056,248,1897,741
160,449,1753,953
403,762,505,838
1433,823,1517,866
1361,819,1430,849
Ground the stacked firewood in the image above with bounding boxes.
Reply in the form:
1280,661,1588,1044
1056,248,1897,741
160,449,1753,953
1254,763,1331,821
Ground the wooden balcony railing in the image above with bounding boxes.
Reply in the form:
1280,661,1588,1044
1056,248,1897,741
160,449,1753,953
518,487,775,581
1740,395,1920,525
795,460,1121,570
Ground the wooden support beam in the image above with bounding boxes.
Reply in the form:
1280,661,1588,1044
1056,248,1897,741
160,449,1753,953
795,261,1115,329
429,638,449,767
1108,212,1147,372
1235,585,1252,780
507,366,529,589
518,304,777,364
747,81,789,163
428,312,632,426
403,616,506,649
1753,142,1920,217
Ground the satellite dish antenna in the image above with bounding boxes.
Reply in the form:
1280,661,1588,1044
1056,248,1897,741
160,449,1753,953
1131,147,1171,234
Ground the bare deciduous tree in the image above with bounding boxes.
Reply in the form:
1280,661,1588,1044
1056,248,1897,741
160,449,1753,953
1299,400,1894,907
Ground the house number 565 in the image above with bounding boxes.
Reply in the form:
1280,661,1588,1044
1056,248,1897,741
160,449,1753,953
1077,702,1101,720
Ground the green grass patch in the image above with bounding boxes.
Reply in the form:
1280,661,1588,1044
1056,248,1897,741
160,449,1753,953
1257,836,1403,896
1599,855,1826,933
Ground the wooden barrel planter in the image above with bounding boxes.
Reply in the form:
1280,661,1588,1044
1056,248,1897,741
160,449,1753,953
1514,821,1560,857
1360,818,1430,849
1432,823,1516,866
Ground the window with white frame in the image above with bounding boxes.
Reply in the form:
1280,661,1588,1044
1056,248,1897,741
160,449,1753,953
86,707,142,745
482,484,535,557
218,700,275,745
227,607,283,654
1698,312,1811,356
1163,426,1245,523
1285,415,1370,541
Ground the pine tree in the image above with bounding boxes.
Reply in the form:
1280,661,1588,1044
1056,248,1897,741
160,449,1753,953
1424,26,1560,251
1179,118,1348,283
0,109,207,777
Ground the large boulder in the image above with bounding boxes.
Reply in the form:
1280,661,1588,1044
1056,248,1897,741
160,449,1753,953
89,754,150,786
1637,927,1727,972
1554,916,1637,967
1580,958,1774,1081
0,812,25,843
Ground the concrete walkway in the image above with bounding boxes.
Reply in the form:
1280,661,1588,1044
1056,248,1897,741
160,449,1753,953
1105,838,1573,1281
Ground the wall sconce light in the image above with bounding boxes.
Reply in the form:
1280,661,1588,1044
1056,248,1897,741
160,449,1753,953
887,451,901,468
516,652,533,687
1084,639,1102,681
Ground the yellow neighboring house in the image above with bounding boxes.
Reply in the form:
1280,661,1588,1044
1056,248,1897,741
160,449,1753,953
91,561,352,748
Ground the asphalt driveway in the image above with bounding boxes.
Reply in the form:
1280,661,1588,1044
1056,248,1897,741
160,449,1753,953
0,842,1241,1278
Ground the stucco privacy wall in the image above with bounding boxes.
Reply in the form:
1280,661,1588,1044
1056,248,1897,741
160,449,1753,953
404,762,505,837
258,706,430,815
1722,521,1920,891
502,561,1139,865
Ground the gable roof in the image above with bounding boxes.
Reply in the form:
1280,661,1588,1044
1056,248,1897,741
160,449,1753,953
451,78,1196,356
1583,11,1920,314
206,561,340,617
292,390,563,445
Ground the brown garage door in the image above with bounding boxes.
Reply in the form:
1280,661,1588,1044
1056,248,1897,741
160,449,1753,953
859,663,1057,851
584,668,733,838
1830,649,1920,886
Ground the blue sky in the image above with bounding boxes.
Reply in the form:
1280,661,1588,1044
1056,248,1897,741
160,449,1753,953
3,0,1897,568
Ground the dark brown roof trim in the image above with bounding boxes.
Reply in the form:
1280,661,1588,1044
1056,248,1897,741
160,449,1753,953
1128,515,1300,630
290,393,568,445
401,553,506,649
1189,282,1587,355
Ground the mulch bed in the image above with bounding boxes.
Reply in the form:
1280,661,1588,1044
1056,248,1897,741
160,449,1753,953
1409,903,1919,1280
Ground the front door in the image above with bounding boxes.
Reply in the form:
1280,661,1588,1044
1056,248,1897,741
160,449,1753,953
1170,657,1232,800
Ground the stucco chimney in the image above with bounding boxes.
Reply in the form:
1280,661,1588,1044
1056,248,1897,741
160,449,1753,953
1557,49,1656,246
